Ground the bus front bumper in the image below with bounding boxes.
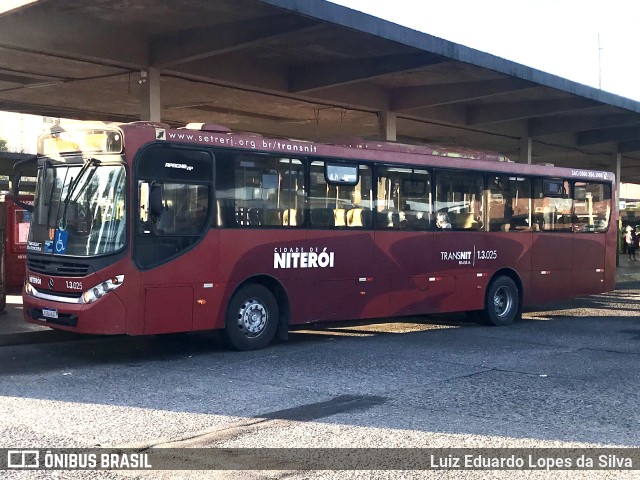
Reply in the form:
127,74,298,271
23,290,127,335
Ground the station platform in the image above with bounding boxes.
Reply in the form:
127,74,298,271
2,258,640,344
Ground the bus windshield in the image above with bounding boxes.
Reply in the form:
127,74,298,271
28,163,126,256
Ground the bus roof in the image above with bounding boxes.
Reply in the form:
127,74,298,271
97,121,617,185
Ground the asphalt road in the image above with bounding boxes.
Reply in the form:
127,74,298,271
1,280,640,479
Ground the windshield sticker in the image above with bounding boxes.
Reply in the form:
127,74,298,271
274,247,334,269
44,240,53,253
54,230,68,254
27,241,42,252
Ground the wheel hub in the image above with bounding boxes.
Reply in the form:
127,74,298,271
493,286,513,317
238,299,267,336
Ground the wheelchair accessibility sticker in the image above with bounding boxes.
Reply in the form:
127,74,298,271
54,229,68,254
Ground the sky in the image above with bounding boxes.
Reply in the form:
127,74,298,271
330,0,640,102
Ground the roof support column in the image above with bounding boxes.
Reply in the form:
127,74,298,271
613,150,622,204
378,111,397,142
519,136,532,164
140,67,161,122
613,150,622,267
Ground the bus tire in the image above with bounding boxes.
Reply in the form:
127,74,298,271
224,284,279,351
482,276,519,326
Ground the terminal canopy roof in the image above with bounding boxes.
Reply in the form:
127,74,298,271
1,0,640,181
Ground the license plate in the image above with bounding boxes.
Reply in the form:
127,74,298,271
42,308,59,320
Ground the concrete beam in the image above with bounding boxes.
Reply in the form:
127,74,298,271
617,140,640,154
577,125,640,146
166,51,289,92
152,15,319,67
467,98,599,125
288,52,445,93
0,10,148,68
529,112,640,137
390,78,536,111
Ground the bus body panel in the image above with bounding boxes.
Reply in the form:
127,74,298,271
571,232,607,297
218,229,309,325
5,195,33,290
137,231,219,334
21,122,618,339
530,232,574,303
305,230,375,322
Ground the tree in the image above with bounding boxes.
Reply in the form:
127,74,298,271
0,137,8,152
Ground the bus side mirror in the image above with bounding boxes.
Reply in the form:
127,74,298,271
12,156,37,212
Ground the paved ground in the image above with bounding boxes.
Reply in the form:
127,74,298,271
0,258,639,479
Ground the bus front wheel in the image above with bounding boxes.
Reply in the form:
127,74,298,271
482,276,519,326
224,284,279,351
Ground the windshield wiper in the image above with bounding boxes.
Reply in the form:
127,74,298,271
64,157,100,206
59,157,100,229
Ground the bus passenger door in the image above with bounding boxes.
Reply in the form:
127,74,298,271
305,162,375,322
134,146,215,334
570,182,611,296
530,179,574,302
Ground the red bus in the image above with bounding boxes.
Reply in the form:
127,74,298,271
3,194,33,291
15,122,616,350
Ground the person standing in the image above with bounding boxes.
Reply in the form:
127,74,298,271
625,226,637,261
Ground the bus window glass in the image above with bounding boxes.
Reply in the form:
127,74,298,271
135,146,213,269
309,161,372,228
573,182,610,232
216,155,305,227
29,164,126,256
326,163,358,185
377,167,431,230
488,175,531,232
140,183,209,235
533,179,572,231
15,209,31,245
434,171,483,230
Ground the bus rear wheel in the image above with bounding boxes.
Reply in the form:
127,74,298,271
224,284,279,351
482,276,519,326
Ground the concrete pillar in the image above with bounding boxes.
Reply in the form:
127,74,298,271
378,111,396,142
613,151,622,265
519,136,532,164
614,151,622,204
140,67,161,122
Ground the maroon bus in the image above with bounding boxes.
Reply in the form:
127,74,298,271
15,122,616,350
4,194,33,291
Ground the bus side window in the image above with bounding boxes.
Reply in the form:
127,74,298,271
377,167,431,230
216,154,305,228
573,182,611,232
533,179,572,232
309,161,373,229
488,175,531,232
434,170,483,231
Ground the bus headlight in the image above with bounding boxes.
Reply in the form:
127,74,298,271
81,275,124,304
25,281,36,296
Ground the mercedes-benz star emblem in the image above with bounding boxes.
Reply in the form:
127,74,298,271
48,279,54,290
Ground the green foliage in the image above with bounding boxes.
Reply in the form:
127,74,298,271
0,137,8,152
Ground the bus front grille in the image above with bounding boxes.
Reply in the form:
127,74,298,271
28,259,90,277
